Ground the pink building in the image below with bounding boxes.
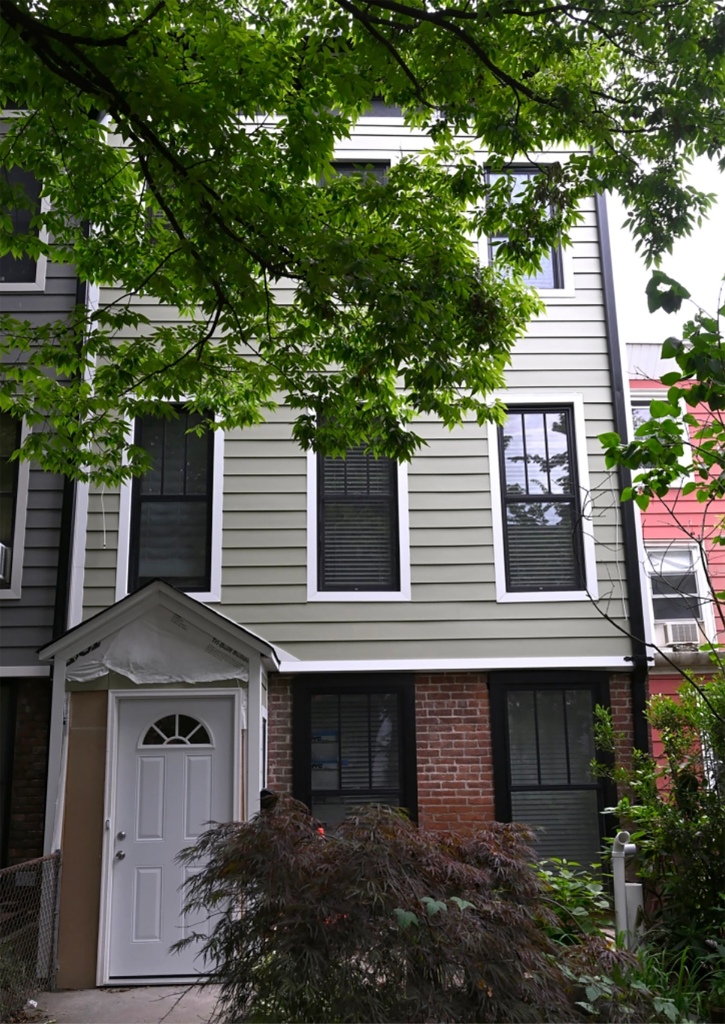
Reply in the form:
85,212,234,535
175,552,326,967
628,344,725,758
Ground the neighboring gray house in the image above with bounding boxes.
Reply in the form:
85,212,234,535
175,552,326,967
0,162,85,866
13,113,649,988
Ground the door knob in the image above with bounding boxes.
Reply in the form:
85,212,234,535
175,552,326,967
115,850,126,860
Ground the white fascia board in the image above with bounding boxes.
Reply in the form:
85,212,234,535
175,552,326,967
276,655,637,674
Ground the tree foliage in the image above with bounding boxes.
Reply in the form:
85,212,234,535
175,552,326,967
176,797,651,1023
1,0,725,480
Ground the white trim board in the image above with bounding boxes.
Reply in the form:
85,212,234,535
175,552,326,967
276,655,641,674
487,392,599,603
306,450,412,602
0,665,51,678
0,421,31,600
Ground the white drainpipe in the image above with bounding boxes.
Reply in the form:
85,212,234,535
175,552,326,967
612,830,644,949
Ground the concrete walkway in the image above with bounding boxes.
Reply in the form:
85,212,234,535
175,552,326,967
34,986,219,1024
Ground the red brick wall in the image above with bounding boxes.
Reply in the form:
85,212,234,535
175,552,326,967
267,674,293,794
414,672,495,833
609,673,638,772
266,671,637,835
8,679,51,864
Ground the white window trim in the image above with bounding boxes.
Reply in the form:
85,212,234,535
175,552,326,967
116,422,224,604
0,195,49,293
644,541,717,646
629,389,690,489
0,420,31,600
488,392,599,603
306,450,411,602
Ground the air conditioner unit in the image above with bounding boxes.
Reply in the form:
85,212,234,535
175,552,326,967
0,542,10,584
662,620,701,646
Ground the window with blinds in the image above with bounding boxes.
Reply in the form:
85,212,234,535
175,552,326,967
317,446,399,592
293,678,417,831
499,407,585,592
309,690,401,828
129,407,213,592
490,678,609,868
487,168,563,289
1,167,42,285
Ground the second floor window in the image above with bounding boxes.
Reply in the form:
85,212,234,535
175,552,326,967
129,408,214,593
0,167,42,286
317,446,399,592
647,546,702,622
499,406,585,592
488,168,563,289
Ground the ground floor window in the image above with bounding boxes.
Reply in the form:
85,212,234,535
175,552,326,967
292,676,417,829
489,671,615,866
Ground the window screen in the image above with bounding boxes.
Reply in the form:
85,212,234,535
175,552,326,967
1,167,42,284
647,548,701,622
318,446,399,591
499,407,585,591
504,686,602,866
129,408,213,592
309,690,402,828
487,168,563,289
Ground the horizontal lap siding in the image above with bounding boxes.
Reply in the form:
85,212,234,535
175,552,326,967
2,260,78,666
82,128,631,663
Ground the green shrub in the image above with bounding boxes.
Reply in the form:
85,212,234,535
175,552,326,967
536,858,612,943
593,677,725,958
176,798,654,1023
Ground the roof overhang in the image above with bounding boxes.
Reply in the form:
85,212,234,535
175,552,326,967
39,579,281,677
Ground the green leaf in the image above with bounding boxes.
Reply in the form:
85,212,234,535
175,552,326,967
393,908,419,929
449,896,475,910
421,897,447,916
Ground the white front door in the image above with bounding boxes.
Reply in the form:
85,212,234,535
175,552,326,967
108,695,234,980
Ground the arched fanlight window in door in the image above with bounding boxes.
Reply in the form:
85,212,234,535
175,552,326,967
141,713,212,746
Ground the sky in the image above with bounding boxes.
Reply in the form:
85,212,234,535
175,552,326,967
607,157,725,350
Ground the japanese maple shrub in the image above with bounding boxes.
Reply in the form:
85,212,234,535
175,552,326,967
176,797,650,1023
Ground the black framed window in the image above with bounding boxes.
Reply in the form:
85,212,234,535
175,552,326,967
330,160,390,184
293,676,417,830
317,446,399,592
499,406,585,592
490,672,615,867
129,407,214,593
1,167,42,285
488,168,563,289
0,414,21,586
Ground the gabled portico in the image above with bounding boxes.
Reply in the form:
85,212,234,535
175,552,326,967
38,580,281,987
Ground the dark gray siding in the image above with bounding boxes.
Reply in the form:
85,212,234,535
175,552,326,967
1,258,78,667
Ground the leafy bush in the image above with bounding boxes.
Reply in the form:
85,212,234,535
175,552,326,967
536,858,612,943
176,797,654,1023
594,678,725,958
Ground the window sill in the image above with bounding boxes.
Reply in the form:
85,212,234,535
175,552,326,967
308,589,411,602
496,589,592,604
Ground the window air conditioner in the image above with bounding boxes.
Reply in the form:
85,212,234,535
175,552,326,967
0,542,10,584
662,621,701,646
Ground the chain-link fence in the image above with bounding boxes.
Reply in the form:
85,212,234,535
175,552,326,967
0,852,61,1020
